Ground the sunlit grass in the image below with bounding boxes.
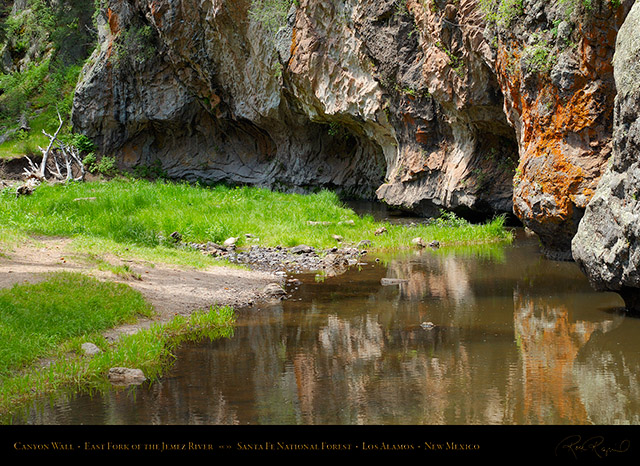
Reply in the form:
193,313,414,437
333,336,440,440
0,178,513,255
0,272,153,377
0,272,235,422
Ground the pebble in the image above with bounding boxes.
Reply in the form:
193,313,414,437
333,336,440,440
81,342,101,356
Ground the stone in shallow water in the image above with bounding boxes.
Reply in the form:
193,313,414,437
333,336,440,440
263,283,286,298
380,278,408,286
108,367,146,386
412,237,426,248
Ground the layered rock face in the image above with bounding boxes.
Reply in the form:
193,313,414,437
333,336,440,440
73,0,629,256
72,0,517,216
572,0,640,313
367,0,518,219
73,0,389,198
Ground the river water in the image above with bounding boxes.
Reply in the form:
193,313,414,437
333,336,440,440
14,228,640,426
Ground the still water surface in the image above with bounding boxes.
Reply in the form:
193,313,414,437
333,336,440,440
17,230,640,425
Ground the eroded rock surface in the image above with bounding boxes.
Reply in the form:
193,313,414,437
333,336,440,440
72,0,632,258
487,0,631,259
572,0,640,313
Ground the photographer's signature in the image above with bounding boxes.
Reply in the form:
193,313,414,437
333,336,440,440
555,435,630,459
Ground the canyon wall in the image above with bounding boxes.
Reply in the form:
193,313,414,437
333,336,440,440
72,0,631,258
572,0,640,313
488,0,630,258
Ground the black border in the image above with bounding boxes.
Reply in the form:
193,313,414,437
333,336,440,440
2,424,638,460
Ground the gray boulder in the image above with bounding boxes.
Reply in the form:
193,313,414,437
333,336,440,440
572,1,640,313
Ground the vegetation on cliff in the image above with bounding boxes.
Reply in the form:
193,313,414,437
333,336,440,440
0,0,96,159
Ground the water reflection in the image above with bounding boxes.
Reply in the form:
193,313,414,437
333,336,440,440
17,231,640,425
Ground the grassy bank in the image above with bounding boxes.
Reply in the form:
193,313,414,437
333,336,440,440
0,178,511,421
0,272,235,422
0,178,512,258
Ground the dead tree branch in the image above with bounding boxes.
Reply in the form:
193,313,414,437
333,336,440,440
20,111,86,192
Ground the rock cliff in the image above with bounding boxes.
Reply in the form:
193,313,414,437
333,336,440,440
72,0,631,257
487,0,630,258
73,0,518,214
572,0,640,313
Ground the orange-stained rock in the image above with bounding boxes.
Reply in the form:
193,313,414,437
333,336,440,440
488,0,632,258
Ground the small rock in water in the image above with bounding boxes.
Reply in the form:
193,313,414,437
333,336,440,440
411,237,426,248
323,253,349,268
263,283,286,298
420,321,435,330
108,367,146,386
380,278,409,286
429,240,440,249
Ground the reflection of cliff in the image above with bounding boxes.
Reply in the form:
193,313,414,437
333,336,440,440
384,251,474,304
16,243,639,425
573,324,640,424
514,294,620,424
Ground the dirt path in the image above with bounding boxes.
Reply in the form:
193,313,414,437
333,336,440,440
0,237,284,339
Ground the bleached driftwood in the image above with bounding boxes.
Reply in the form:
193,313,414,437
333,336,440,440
21,111,86,185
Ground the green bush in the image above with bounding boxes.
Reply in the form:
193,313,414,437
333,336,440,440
112,24,156,68
82,152,98,172
82,154,116,176
248,0,295,34
96,155,117,176
0,1,97,157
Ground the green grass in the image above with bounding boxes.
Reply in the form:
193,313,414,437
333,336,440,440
0,178,512,256
0,179,511,421
0,272,153,377
0,276,235,422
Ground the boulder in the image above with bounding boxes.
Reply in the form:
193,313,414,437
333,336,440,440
322,253,348,269
411,237,426,248
290,244,314,254
223,237,238,248
572,1,640,313
81,342,101,356
262,283,286,299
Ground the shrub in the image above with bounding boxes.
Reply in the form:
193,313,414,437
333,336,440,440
96,155,117,176
248,0,295,35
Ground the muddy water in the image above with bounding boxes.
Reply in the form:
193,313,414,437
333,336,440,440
16,230,640,425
